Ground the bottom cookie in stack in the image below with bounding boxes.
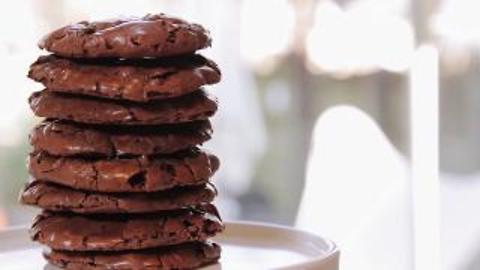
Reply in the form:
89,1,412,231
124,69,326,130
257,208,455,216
45,241,221,270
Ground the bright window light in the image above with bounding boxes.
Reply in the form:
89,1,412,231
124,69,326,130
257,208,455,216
239,0,295,71
432,0,480,46
306,0,414,76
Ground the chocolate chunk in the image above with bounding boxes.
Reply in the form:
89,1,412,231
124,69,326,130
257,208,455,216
29,89,217,125
39,14,211,59
44,241,221,270
30,120,212,157
20,181,217,214
28,149,220,193
29,54,221,102
31,206,223,251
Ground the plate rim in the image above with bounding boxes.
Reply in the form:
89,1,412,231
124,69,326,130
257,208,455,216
217,220,340,268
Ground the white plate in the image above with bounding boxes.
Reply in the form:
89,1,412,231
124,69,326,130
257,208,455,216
0,222,339,270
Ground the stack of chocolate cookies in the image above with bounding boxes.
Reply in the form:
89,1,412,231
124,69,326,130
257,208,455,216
20,14,224,270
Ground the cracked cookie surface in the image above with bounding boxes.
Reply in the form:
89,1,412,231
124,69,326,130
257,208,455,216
21,181,217,214
31,206,223,251
44,241,221,270
29,89,217,125
28,148,220,193
29,54,220,102
30,120,212,157
39,14,211,59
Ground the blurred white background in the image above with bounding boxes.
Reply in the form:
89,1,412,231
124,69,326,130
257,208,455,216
0,0,479,269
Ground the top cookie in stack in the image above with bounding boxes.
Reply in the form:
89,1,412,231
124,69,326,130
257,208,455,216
20,14,224,270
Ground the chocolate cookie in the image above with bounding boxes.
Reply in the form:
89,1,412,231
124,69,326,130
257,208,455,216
29,89,217,125
30,120,212,157
28,149,220,193
29,54,221,102
31,206,223,251
21,181,217,214
44,241,221,270
39,14,211,59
